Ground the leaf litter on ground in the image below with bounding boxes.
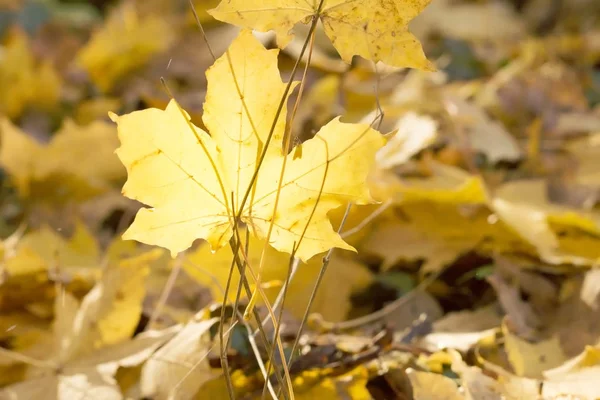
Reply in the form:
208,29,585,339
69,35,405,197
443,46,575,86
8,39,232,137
1,0,600,398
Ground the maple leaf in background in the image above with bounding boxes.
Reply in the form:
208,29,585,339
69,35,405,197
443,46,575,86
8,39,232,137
209,0,435,70
110,30,384,261
0,249,170,400
76,3,175,92
0,29,61,119
0,118,125,202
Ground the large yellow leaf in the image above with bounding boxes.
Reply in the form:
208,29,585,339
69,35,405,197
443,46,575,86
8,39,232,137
110,30,384,261
209,0,434,70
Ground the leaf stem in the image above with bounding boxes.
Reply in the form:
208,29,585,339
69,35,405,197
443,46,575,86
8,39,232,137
312,267,444,332
233,0,326,226
285,202,353,369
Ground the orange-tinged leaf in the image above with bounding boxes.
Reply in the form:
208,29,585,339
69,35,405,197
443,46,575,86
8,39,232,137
110,31,385,261
209,0,434,70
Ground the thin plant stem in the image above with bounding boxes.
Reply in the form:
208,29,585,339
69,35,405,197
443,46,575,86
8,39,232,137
260,246,297,400
287,203,353,367
371,61,385,131
340,199,392,238
244,319,280,400
246,26,318,318
257,257,300,331
0,346,55,370
258,28,320,398
230,230,294,400
172,319,237,395
146,254,183,331
232,0,326,227
189,0,216,62
183,254,279,400
219,236,240,399
312,267,445,332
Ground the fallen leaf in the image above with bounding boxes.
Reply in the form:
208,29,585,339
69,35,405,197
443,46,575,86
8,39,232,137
375,112,438,170
449,349,538,400
422,305,501,352
209,0,435,70
565,132,600,190
542,345,600,399
444,95,522,164
0,29,61,119
411,0,525,41
0,222,101,312
110,30,384,261
76,3,175,92
293,366,372,400
362,219,475,273
0,118,125,202
407,369,465,400
491,179,600,265
503,320,568,378
140,317,219,400
0,249,171,400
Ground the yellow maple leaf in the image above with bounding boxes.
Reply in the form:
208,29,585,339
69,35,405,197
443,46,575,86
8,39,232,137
0,29,61,119
0,118,125,201
491,179,600,265
0,249,169,400
0,221,147,315
110,30,384,261
76,4,175,92
0,222,100,312
365,164,534,273
209,0,434,70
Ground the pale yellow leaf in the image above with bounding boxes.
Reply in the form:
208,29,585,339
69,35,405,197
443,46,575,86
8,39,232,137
375,112,437,169
407,370,465,400
503,321,568,378
62,250,158,360
0,118,43,196
363,220,475,272
140,318,218,400
0,223,101,312
542,347,600,399
443,95,522,164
